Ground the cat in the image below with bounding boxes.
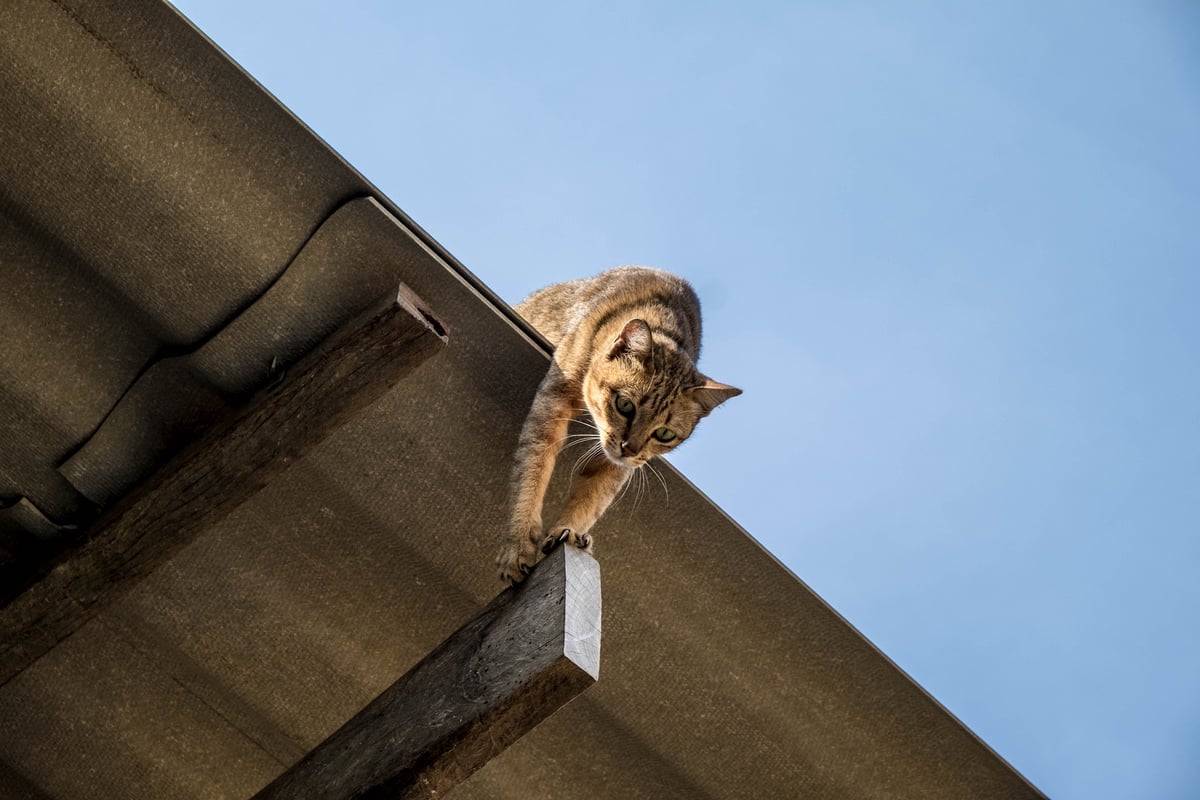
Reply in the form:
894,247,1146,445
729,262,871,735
496,266,741,584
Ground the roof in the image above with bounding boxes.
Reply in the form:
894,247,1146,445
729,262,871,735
0,1,1045,798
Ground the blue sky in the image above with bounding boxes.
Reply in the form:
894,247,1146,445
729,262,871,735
171,2,1199,797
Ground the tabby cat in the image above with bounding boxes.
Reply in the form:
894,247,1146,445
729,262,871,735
497,266,740,584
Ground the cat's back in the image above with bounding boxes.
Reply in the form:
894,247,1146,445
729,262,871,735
516,266,701,353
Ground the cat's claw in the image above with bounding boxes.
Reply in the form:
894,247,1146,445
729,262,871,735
497,539,538,585
499,560,532,586
542,528,592,554
541,528,570,555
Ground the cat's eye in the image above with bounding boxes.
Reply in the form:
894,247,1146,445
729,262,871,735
614,394,636,417
652,427,676,443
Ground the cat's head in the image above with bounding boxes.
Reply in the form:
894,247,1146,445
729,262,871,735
582,319,740,468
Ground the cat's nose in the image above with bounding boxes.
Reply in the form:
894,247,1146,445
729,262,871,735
620,441,636,458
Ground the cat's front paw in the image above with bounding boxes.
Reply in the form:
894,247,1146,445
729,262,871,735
541,528,592,555
497,536,539,585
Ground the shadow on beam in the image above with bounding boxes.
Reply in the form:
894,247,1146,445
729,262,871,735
253,544,601,800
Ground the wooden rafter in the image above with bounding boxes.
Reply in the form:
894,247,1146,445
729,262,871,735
0,285,448,686
252,543,601,800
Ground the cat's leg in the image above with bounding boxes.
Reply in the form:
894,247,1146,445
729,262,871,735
497,373,575,584
543,452,631,554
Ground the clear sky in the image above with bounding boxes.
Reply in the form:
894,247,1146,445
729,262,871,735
170,2,1199,797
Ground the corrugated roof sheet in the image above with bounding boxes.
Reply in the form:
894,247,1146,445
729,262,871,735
0,1,1046,798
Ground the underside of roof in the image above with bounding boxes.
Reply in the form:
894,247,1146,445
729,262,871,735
0,1,1045,798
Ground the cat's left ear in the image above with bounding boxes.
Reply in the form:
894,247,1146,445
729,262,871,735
689,377,742,415
607,319,654,363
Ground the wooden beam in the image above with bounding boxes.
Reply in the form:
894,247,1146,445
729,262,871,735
252,543,601,800
0,285,447,686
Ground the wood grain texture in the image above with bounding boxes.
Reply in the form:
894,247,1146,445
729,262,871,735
252,544,601,800
0,285,447,686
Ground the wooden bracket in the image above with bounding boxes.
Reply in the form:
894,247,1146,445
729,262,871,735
253,543,601,800
0,285,448,686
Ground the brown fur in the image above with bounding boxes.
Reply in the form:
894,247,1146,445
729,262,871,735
497,266,740,583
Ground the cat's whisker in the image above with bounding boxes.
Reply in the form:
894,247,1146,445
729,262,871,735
646,460,670,507
556,432,598,450
614,468,635,508
560,440,597,458
553,416,600,432
572,442,604,476
563,441,601,496
633,466,648,510
554,434,597,453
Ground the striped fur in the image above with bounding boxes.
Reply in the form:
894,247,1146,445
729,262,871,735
497,266,740,584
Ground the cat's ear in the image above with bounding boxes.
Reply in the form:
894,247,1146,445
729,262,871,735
689,377,742,414
607,319,654,363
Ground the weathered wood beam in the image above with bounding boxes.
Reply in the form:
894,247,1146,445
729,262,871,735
0,285,447,686
252,543,601,800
